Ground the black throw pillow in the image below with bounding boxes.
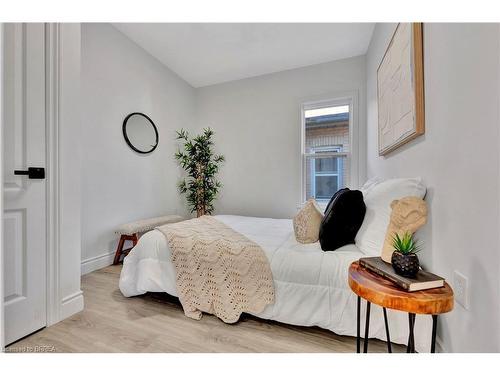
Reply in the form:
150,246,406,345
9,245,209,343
319,188,366,251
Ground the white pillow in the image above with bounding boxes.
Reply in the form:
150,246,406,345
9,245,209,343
355,177,426,256
360,176,384,196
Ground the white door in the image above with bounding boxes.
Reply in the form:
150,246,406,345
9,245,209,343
2,23,47,345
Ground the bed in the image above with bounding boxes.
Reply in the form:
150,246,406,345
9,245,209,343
119,214,432,352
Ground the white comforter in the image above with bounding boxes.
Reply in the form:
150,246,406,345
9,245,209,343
119,215,432,352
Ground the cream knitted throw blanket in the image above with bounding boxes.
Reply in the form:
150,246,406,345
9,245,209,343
157,216,275,323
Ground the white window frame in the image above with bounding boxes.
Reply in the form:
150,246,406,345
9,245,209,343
310,146,343,201
300,93,359,206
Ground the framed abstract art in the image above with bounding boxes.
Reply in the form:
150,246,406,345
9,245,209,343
377,23,424,156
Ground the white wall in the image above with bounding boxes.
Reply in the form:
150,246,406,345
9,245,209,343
366,23,500,352
195,56,366,219
80,24,196,273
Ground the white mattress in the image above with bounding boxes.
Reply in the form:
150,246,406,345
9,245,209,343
119,215,432,352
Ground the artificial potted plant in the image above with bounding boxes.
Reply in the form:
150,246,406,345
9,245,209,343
175,128,225,217
391,232,421,278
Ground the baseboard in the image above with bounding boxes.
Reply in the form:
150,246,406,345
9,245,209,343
81,250,115,275
60,290,84,321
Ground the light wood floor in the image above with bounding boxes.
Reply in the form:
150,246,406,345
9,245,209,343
7,265,404,353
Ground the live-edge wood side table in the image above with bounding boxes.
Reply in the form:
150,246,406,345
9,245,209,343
348,261,454,353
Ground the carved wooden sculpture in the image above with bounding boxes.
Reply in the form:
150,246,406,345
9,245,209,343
381,196,428,263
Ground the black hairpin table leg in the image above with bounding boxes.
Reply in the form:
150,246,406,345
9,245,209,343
356,296,361,353
383,307,392,353
431,315,438,353
407,313,416,353
363,301,371,353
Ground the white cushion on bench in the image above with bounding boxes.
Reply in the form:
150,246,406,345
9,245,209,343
115,215,184,235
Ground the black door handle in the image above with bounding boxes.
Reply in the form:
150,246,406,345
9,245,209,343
14,167,45,179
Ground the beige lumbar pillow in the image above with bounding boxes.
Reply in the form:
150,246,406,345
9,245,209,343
293,199,324,243
381,196,428,263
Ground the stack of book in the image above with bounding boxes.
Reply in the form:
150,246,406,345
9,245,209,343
359,256,445,292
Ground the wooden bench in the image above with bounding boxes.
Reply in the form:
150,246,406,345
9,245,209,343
113,215,184,264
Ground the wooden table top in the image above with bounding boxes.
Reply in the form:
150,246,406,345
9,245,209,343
348,261,454,315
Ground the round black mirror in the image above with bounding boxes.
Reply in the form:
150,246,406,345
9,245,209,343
122,112,159,154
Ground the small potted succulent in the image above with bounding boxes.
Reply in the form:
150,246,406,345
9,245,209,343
391,232,421,278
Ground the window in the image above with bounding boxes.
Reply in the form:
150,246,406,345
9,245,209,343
311,146,343,200
302,102,351,203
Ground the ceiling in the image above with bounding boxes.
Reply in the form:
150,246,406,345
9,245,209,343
113,23,375,88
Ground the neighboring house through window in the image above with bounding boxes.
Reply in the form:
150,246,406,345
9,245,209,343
311,146,343,200
302,100,351,204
